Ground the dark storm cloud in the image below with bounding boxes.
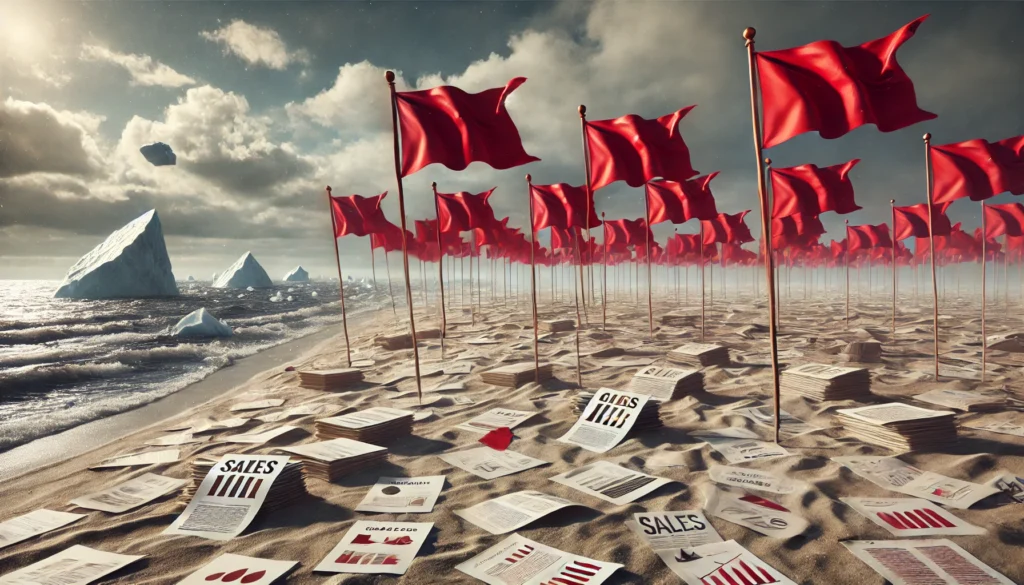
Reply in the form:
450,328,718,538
0,99,103,178
183,147,316,195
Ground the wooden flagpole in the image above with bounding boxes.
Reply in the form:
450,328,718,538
430,183,448,354
744,27,782,443
370,239,379,292
643,187,655,339
383,247,397,317
325,186,352,367
578,105,592,318
890,199,897,337
526,175,541,382
571,231,585,388
384,70,422,399
700,222,706,341
470,231,476,325
845,220,851,328
981,201,987,382
602,212,608,331
923,133,940,380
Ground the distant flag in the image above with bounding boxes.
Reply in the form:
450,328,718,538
930,135,1024,203
770,160,861,218
584,108,699,190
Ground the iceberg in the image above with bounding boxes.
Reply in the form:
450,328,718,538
54,209,179,299
212,252,273,289
187,275,195,281
171,308,232,338
283,265,309,282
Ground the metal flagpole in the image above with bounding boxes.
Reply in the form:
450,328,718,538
383,246,397,317
700,222,706,341
845,220,851,328
890,200,897,337
602,212,608,331
643,188,655,339
923,133,940,380
325,187,352,367
981,201,987,382
430,183,448,355
526,175,541,382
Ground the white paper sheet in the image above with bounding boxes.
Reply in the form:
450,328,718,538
834,457,999,509
837,403,954,425
314,521,432,575
145,432,211,446
963,418,1024,438
191,417,251,434
456,409,537,433
438,447,549,479
708,465,801,494
0,545,144,585
628,366,700,401
656,540,796,585
163,454,289,540
456,533,622,585
257,404,332,423
728,406,822,437
89,448,181,469
175,553,298,584
626,511,722,551
0,509,85,551
841,497,986,537
318,407,414,429
454,491,579,535
557,389,650,453
690,428,792,464
220,425,300,445
356,476,445,514
71,473,186,513
704,486,808,539
785,363,863,380
230,399,285,412
843,539,1014,585
453,395,475,405
986,472,1024,503
280,437,386,462
913,388,1005,411
549,461,673,505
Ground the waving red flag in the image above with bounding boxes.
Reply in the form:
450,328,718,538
931,135,1024,203
702,211,754,245
984,203,1024,238
892,202,952,240
435,188,498,233
830,239,847,260
585,107,699,191
396,78,539,177
369,219,413,252
530,183,601,231
331,192,387,238
770,160,861,218
772,213,825,249
549,226,577,250
756,16,935,149
847,223,893,251
475,217,511,247
646,173,720,225
603,220,634,251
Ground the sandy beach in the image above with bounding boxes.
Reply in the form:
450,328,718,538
1,290,1022,584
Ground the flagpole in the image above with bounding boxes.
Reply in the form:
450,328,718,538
578,105,592,319
571,232,585,388
891,199,897,337
744,28,781,443
643,187,655,339
981,201,987,382
470,231,476,325
385,72,422,400
526,175,541,382
700,222,706,342
430,184,448,355
370,239,379,294
845,220,850,328
383,247,397,317
325,187,353,367
602,212,608,331
923,133,940,380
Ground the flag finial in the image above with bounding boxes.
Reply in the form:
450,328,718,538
385,70,395,83
326,186,332,193
923,132,931,142
526,174,532,182
743,27,756,41
578,104,587,117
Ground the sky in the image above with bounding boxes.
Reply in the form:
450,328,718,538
2,0,1023,282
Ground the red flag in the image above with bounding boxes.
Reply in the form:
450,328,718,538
396,78,539,177
602,220,635,251
772,213,825,249
756,16,935,149
369,219,412,252
892,202,952,240
847,223,893,251
646,173,720,225
930,135,1024,203
530,183,601,231
475,217,511,247
984,203,1024,238
549,226,576,250
770,160,861,218
330,192,387,238
585,107,698,191
435,188,498,233
701,211,754,245
830,239,847,260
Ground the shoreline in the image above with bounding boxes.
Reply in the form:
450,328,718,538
0,309,375,483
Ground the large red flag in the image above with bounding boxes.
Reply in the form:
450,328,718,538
892,202,952,240
331,192,387,238
930,135,1024,203
847,223,893,251
984,203,1024,238
772,213,825,249
435,188,498,233
585,107,699,191
756,16,935,149
530,183,601,231
396,78,539,177
770,160,861,218
646,173,720,225
701,211,754,245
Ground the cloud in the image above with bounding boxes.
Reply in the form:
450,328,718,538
80,44,196,88
0,98,107,178
200,20,309,70
286,61,405,134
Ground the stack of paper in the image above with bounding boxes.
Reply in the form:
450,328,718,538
480,362,553,387
280,438,388,482
564,390,661,452
626,366,704,401
297,368,364,391
180,456,307,514
417,327,442,339
913,388,1006,412
781,363,871,401
836,403,958,452
315,407,414,444
667,343,730,367
539,319,575,332
376,332,413,350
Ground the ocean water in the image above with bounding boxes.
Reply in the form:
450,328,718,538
0,279,385,452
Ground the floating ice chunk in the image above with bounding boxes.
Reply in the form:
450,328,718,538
171,308,232,338
140,142,176,166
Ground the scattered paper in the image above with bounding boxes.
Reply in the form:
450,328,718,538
90,448,181,469
0,509,85,551
644,451,693,469
549,461,673,505
558,389,650,453
626,511,723,550
834,456,999,509
281,437,386,462
145,432,211,447
657,540,796,585
843,539,1014,585
164,454,289,540
456,533,622,585
708,465,801,495
453,395,475,405
841,497,985,536
230,399,285,412
257,404,331,423
454,491,579,535
704,486,808,539
728,406,821,437
176,553,298,584
963,418,1024,438
314,521,432,575
0,545,144,585
690,428,792,464
191,417,251,434
444,363,474,375
913,388,1005,412
986,472,1024,503
356,476,445,514
456,409,537,433
220,425,300,445
439,447,548,480
71,473,186,514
